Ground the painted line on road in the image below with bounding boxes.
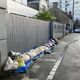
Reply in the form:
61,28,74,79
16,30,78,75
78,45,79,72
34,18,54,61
46,57,62,80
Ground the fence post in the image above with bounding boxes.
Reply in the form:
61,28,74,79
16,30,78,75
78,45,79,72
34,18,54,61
49,21,53,39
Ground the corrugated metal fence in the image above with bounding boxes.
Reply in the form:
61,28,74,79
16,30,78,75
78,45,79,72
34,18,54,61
6,13,49,52
0,11,67,66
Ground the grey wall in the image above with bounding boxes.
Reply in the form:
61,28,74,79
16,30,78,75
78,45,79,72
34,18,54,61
6,13,49,52
0,10,7,67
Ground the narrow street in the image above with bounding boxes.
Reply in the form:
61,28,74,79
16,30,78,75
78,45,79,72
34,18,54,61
21,33,80,80
2,33,80,80
53,33,80,80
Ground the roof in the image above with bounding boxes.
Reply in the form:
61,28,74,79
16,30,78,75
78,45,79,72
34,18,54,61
50,2,73,24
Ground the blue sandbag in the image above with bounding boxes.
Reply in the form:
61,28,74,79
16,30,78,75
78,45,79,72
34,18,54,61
32,52,44,60
16,59,33,73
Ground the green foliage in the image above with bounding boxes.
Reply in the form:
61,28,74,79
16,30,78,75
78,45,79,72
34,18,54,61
36,11,57,21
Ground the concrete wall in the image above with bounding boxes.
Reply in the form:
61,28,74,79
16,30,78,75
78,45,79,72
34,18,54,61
7,0,38,17
0,10,7,67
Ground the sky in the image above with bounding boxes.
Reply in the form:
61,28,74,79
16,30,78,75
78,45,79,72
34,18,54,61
49,0,80,20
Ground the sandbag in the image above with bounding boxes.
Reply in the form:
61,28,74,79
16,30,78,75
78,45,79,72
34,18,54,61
4,57,13,71
21,53,30,62
12,60,18,70
27,49,37,58
38,46,48,52
17,57,26,67
44,43,50,48
8,51,21,60
35,48,41,53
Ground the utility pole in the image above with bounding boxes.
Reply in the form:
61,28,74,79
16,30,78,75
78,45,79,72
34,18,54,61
73,0,75,20
72,0,75,32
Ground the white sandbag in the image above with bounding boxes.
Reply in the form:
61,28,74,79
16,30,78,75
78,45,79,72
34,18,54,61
32,48,40,55
44,44,50,48
21,53,30,62
50,39,55,44
17,57,26,67
35,48,40,53
12,61,18,70
28,49,37,58
4,57,13,71
49,41,53,45
11,51,21,56
48,42,53,46
38,46,48,52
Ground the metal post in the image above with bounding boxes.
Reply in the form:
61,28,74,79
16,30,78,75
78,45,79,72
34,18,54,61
73,0,74,20
72,0,75,32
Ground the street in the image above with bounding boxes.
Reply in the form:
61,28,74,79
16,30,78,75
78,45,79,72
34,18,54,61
53,33,80,80
21,33,80,80
4,33,80,80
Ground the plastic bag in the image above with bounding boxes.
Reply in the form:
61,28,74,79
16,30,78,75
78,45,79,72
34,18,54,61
11,51,21,56
17,57,26,67
4,57,13,71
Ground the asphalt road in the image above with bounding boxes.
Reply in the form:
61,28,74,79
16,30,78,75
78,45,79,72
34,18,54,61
53,33,80,80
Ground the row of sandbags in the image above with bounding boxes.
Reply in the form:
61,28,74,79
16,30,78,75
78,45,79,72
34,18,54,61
4,38,59,71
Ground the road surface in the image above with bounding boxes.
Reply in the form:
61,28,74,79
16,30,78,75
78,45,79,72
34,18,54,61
53,33,80,80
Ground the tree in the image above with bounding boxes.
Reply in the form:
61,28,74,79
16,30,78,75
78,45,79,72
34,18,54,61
35,10,57,21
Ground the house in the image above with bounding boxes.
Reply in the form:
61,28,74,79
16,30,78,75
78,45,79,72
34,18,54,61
50,2,73,31
0,0,38,17
27,0,48,11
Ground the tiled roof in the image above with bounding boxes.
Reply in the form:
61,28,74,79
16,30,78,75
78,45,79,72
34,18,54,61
50,5,72,24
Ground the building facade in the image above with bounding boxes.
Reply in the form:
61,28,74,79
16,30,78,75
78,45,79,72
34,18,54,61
0,0,38,17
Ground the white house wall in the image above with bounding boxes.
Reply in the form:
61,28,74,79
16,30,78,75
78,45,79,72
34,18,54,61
0,0,7,9
7,0,38,17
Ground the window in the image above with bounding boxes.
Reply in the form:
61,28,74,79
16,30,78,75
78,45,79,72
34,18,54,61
13,0,27,6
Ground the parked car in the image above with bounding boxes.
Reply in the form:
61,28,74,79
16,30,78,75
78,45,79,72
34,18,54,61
74,28,80,33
